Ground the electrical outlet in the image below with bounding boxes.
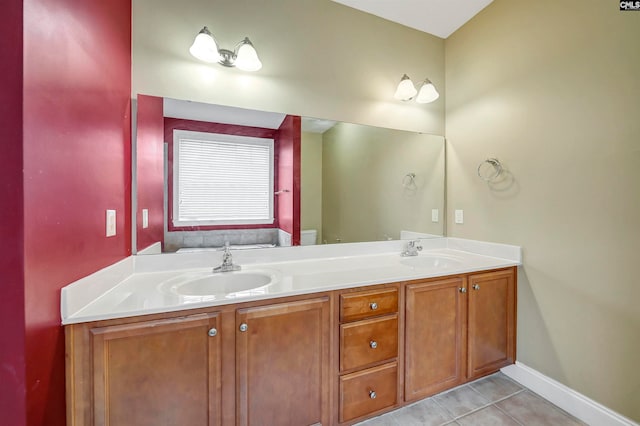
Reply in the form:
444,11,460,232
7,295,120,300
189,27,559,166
431,209,439,223
106,210,116,237
455,209,464,224
142,209,149,229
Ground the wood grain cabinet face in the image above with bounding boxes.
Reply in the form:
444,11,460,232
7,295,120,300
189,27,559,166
339,362,398,423
405,278,466,402
467,269,516,379
90,313,221,426
236,297,330,426
340,288,398,322
340,314,398,372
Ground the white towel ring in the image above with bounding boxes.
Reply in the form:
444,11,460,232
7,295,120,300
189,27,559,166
402,173,417,188
477,158,503,182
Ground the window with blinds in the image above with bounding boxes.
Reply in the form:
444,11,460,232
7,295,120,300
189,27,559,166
172,130,274,227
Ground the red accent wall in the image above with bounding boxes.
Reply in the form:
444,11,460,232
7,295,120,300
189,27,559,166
164,118,278,231
276,115,302,245
22,0,132,425
0,0,26,425
136,95,165,251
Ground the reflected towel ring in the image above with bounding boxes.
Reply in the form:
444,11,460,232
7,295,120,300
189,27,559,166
402,173,417,189
477,158,503,182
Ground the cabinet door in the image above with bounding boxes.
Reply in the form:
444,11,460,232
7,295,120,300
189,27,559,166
468,268,516,379
236,297,330,426
90,313,221,426
405,277,466,401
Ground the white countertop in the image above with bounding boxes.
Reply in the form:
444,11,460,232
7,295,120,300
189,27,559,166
61,238,521,325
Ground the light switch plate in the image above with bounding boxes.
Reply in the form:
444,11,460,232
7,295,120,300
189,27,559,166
106,210,116,237
455,209,464,224
431,209,439,223
142,209,149,229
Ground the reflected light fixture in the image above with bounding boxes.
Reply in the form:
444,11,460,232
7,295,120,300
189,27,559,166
189,26,262,72
394,74,439,104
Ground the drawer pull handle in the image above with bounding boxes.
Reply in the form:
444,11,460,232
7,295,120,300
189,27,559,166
239,323,248,332
459,287,467,293
473,284,480,290
370,302,378,310
369,340,378,349
369,390,377,399
208,328,218,337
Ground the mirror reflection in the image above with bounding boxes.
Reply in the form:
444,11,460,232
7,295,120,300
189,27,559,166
135,95,445,254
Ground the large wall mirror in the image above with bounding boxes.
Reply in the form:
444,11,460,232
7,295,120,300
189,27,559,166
134,95,445,254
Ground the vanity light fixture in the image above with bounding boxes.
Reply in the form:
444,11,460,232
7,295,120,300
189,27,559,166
189,26,262,72
394,74,439,104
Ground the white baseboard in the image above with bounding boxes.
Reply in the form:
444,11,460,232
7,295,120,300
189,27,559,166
501,362,638,426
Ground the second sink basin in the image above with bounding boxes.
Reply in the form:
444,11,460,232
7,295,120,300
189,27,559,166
399,254,462,269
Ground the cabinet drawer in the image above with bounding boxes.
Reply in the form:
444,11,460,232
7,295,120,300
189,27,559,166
340,288,398,322
340,315,398,372
339,362,398,423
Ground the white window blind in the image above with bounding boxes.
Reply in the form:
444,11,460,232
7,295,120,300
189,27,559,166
172,130,274,226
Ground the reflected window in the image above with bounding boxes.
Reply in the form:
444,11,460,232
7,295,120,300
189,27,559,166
172,130,274,226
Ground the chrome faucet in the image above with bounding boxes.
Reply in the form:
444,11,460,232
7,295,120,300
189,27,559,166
213,242,241,273
401,240,423,257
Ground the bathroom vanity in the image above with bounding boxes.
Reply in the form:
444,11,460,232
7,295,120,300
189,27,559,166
63,239,519,426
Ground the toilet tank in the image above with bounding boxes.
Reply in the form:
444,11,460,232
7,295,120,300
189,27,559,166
300,229,317,246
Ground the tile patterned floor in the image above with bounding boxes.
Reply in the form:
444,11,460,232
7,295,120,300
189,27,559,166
355,373,586,426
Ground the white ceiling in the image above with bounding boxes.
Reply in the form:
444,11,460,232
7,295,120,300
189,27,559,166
163,98,286,129
330,0,494,39
163,98,339,134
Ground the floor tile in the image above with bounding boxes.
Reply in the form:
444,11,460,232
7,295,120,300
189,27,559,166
468,373,524,402
354,412,398,426
457,405,520,426
496,391,585,425
434,384,490,418
391,398,454,426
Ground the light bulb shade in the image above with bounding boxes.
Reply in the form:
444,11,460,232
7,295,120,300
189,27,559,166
234,38,262,71
416,80,440,103
394,74,417,101
189,27,220,63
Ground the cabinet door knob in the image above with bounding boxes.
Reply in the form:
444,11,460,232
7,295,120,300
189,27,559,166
370,302,378,310
208,328,218,337
369,390,377,399
239,323,248,332
473,284,480,290
459,287,467,293
369,340,378,349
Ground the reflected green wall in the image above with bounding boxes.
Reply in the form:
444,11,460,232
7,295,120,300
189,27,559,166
322,123,444,243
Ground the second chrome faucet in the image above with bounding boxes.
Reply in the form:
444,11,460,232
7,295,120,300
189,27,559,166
401,240,423,257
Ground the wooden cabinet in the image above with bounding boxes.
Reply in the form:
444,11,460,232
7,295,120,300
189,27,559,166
88,313,221,426
236,297,330,426
66,267,515,426
405,277,466,402
67,295,331,426
338,287,399,424
404,267,516,402
340,315,398,371
339,362,398,422
467,269,516,379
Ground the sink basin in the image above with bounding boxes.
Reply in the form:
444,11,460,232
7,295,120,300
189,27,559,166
399,255,462,269
175,272,272,296
161,270,275,299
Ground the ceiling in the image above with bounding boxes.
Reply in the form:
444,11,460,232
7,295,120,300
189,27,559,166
163,98,336,134
330,0,494,39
